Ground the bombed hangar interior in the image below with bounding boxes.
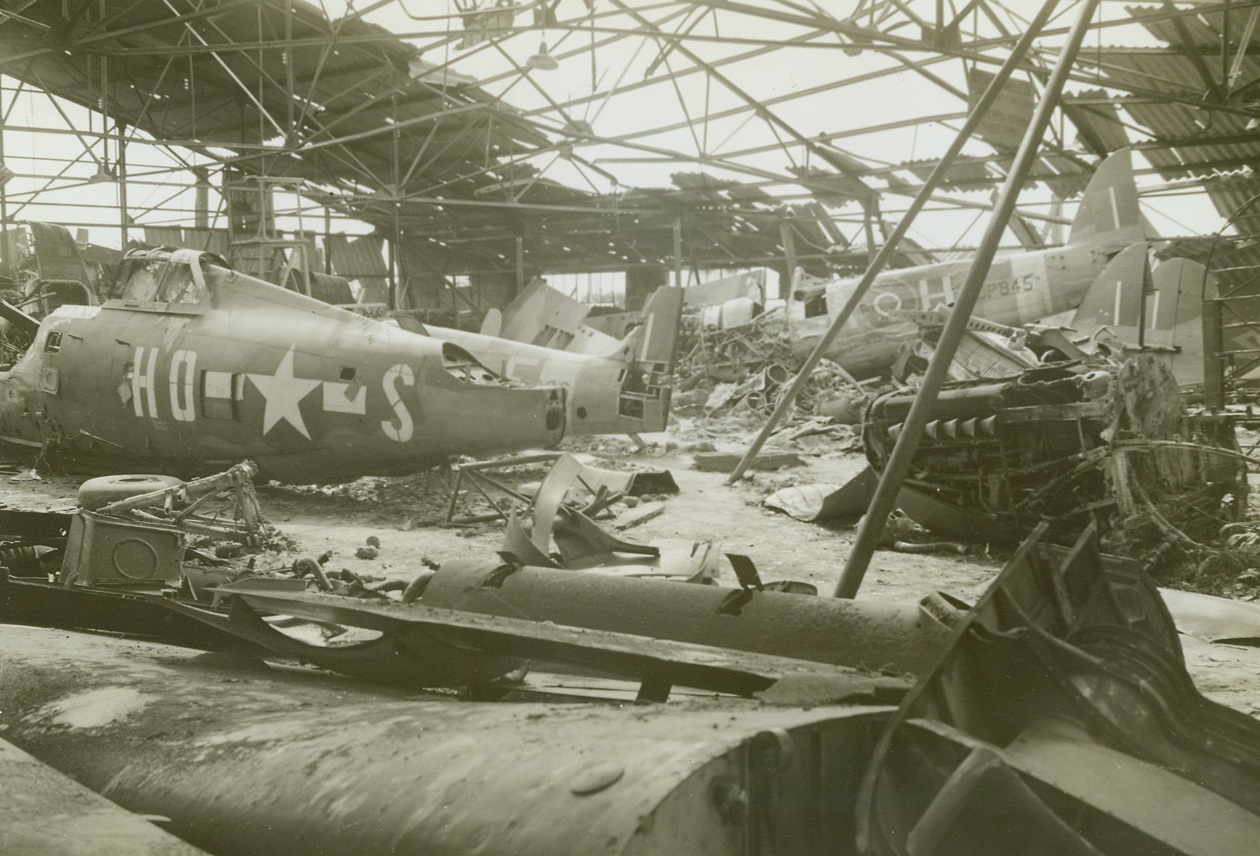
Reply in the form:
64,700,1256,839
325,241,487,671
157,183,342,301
5,2,1260,854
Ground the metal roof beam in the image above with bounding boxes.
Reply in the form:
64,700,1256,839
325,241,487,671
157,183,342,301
608,0,878,206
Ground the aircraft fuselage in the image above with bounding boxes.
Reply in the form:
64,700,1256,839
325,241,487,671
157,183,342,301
789,241,1118,378
0,250,565,482
426,325,670,436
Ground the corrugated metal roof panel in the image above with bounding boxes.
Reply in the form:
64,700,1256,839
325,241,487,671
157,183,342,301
183,230,231,257
142,227,183,247
140,227,230,256
1203,174,1260,222
1133,6,1222,46
902,159,994,190
328,233,389,304
1124,100,1199,138
1063,91,1132,151
1037,154,1091,198
1086,51,1205,100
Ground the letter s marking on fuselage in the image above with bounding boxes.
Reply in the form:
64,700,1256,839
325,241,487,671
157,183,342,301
381,364,415,443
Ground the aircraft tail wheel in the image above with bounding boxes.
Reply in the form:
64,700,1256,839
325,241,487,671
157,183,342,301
78,474,184,511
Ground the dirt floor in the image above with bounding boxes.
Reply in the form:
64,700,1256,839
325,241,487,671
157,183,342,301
2,414,1259,717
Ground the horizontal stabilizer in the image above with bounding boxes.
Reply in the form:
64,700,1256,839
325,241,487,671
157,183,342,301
494,278,625,356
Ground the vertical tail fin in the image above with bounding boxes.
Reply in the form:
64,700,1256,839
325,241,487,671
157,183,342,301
1069,148,1144,250
606,286,684,435
629,285,685,370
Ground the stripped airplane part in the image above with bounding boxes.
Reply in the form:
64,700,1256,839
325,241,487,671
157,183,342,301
495,451,723,580
787,148,1144,378
683,269,766,309
859,353,1245,547
0,735,208,856
399,279,684,436
684,269,767,332
889,244,1211,387
888,308,1048,383
170,583,904,702
4,515,1260,854
0,622,893,856
1067,244,1209,386
858,522,1260,856
442,451,678,526
419,560,954,676
0,248,565,482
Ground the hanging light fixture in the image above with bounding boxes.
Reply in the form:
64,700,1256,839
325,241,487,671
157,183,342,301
526,40,558,71
89,55,118,184
88,163,117,184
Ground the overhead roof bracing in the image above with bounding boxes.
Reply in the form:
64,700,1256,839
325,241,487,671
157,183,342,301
0,1,1257,282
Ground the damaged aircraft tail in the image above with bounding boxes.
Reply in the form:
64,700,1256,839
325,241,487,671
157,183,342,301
415,281,684,436
1068,242,1210,386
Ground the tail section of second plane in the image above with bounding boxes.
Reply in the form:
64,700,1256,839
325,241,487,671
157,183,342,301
1067,147,1145,252
788,148,1148,377
1069,243,1210,387
427,281,684,436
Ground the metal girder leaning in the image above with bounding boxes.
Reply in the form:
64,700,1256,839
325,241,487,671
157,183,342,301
858,521,1260,856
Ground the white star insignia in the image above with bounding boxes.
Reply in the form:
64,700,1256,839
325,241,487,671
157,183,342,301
247,345,322,439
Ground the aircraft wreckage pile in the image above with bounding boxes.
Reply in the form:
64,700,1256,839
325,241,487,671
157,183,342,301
4,441,1260,855
4,145,1260,853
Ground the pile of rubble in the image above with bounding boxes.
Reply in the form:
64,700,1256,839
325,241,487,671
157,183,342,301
674,309,877,426
676,308,792,384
